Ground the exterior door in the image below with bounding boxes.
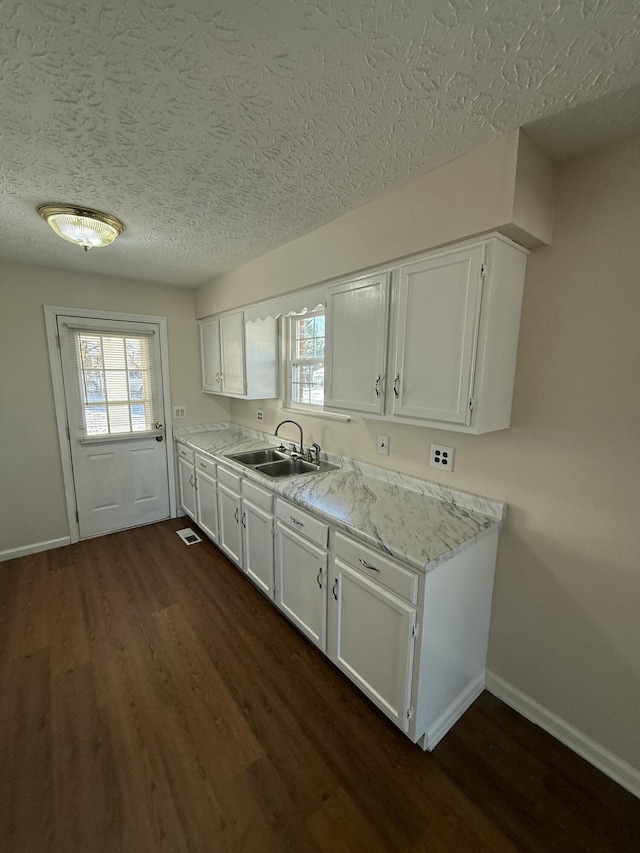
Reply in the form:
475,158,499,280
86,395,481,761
57,314,171,538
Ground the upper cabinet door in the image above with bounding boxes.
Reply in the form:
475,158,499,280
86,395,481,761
325,273,390,415
200,317,222,393
391,245,485,425
220,312,246,396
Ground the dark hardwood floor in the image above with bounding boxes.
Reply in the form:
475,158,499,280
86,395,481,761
0,518,638,852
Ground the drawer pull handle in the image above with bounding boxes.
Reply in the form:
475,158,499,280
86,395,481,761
359,558,380,572
234,507,239,523
374,374,381,397
242,512,247,529
291,516,304,527
393,374,400,398
317,568,323,589
332,579,338,600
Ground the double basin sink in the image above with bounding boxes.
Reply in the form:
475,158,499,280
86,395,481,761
228,447,339,479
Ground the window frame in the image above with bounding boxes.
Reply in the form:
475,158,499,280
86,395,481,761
76,331,155,437
283,309,326,412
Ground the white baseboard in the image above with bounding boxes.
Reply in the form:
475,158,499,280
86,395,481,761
423,674,486,751
486,671,640,800
0,536,71,562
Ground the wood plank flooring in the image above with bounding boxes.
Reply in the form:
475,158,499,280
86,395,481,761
0,518,638,852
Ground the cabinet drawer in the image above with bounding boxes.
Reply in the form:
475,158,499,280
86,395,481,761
195,453,215,476
335,531,418,603
276,499,328,548
242,479,273,512
176,442,194,465
217,464,241,493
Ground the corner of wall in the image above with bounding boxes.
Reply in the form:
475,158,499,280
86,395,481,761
507,129,555,247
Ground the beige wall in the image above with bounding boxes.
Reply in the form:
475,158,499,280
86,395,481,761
205,135,640,772
196,129,553,319
0,263,229,553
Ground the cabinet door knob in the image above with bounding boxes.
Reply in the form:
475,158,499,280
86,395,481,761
316,568,323,589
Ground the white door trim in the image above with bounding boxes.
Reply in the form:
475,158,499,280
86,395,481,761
44,305,176,543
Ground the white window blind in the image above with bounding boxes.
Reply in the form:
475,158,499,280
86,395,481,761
63,323,163,438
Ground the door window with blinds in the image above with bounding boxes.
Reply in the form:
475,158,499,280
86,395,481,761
63,323,162,438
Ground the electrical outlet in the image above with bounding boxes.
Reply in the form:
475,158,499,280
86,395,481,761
430,443,454,472
256,409,264,422
378,434,390,455
173,405,186,419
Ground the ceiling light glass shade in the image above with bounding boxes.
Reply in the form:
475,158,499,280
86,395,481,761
38,204,125,249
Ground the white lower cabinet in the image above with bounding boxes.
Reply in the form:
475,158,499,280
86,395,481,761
327,529,497,749
217,479,243,566
193,455,497,751
217,464,275,597
274,500,329,651
194,454,218,542
330,557,417,732
242,482,275,598
176,444,196,521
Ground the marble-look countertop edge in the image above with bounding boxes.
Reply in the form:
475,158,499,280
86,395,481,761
175,425,505,521
175,425,506,574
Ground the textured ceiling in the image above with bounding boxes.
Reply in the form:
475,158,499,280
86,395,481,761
1,0,640,287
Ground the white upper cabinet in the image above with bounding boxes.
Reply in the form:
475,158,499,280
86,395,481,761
324,234,527,433
199,311,278,399
219,312,245,396
325,272,390,415
199,316,223,393
391,244,485,425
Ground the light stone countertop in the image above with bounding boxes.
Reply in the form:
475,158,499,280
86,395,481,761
174,424,505,573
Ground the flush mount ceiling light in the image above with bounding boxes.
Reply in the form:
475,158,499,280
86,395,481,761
38,203,125,251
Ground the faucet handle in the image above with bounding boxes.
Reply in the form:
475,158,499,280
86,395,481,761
308,442,321,464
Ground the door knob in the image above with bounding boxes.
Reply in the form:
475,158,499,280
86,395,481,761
155,422,164,429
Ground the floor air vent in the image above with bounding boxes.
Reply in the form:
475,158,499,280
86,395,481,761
176,527,202,545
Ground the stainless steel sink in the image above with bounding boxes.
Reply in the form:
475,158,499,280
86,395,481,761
226,447,339,479
229,448,288,466
254,458,320,478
